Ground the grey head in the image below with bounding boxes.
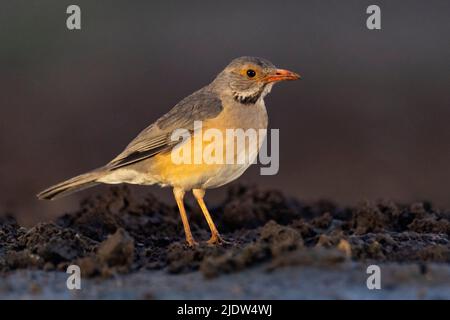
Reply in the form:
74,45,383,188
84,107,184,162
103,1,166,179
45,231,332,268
210,56,300,105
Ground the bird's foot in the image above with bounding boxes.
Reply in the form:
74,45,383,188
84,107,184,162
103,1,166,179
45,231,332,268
207,233,230,245
186,237,199,247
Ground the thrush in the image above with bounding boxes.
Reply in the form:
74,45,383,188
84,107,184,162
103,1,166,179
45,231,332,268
37,56,300,246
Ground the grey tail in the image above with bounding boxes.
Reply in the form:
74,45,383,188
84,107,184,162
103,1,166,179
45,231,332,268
37,168,108,200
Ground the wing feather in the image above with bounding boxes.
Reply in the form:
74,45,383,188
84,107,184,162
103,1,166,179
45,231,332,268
107,88,223,169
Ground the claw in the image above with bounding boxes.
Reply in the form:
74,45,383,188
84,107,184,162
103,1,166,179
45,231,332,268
187,238,199,247
207,234,230,245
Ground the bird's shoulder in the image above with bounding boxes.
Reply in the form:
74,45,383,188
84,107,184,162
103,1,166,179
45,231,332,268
156,87,223,130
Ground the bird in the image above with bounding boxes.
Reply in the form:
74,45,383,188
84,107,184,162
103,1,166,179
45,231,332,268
37,56,300,246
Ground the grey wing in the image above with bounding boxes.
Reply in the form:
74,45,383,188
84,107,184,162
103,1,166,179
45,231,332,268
107,88,223,170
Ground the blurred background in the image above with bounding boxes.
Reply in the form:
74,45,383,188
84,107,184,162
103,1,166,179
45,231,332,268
0,0,449,225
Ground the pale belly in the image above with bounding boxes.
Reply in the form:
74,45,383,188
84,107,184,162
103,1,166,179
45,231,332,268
99,102,268,190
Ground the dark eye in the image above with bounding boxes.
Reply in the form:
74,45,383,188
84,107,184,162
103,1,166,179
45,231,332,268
246,69,256,78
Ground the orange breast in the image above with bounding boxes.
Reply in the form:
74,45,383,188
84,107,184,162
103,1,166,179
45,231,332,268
145,102,268,189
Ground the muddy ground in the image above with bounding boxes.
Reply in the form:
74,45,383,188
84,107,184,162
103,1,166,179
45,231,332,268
1,185,449,299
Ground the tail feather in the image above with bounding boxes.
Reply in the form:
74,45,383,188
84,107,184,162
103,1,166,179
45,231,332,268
37,168,107,200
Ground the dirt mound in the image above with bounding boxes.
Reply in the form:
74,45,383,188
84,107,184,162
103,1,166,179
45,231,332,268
1,185,449,278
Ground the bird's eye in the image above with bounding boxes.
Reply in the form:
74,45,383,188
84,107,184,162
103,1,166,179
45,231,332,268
246,69,256,78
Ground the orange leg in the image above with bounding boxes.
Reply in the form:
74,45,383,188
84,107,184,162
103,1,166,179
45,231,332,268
193,189,227,245
173,187,197,247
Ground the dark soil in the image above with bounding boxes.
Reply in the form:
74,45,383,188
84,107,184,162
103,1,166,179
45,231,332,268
1,185,449,279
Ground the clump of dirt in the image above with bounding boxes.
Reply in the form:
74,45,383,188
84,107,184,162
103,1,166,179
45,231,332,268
216,185,303,231
1,185,449,278
76,228,135,277
199,221,306,278
0,215,25,251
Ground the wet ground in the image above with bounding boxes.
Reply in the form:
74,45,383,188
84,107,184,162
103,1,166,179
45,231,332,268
1,185,449,299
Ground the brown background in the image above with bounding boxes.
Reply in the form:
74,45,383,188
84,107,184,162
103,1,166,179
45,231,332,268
0,0,449,225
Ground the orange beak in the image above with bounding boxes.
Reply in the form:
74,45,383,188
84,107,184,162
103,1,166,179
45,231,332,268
263,68,301,83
